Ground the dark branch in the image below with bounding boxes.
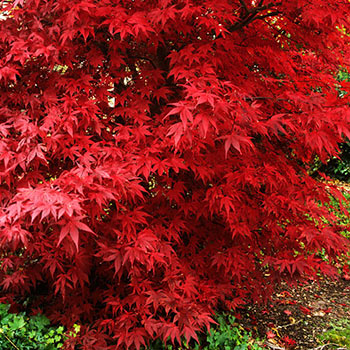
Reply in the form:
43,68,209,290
229,2,282,32
239,0,249,14
244,96,290,102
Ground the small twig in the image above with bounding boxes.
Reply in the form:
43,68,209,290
275,319,302,329
265,341,286,350
244,96,290,102
0,329,20,350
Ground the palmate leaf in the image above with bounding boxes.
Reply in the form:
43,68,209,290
58,217,94,250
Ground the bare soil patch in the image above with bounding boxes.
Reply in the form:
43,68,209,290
238,277,350,349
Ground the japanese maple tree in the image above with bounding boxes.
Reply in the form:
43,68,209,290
0,0,350,348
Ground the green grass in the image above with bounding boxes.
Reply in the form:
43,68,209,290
318,318,350,349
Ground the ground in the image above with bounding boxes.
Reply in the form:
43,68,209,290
238,277,350,349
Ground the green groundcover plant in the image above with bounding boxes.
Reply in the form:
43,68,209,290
150,314,263,350
0,303,66,350
318,318,350,349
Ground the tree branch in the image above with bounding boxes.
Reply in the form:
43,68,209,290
239,0,249,14
229,2,282,32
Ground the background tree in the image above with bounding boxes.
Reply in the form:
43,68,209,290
0,0,350,348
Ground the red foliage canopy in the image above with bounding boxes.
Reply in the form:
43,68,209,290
0,0,350,348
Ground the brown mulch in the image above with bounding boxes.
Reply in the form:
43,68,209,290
237,277,350,349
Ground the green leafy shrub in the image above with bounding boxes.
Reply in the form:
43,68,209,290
150,314,263,350
0,304,66,350
321,143,350,182
326,191,350,238
309,142,350,182
195,314,263,350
